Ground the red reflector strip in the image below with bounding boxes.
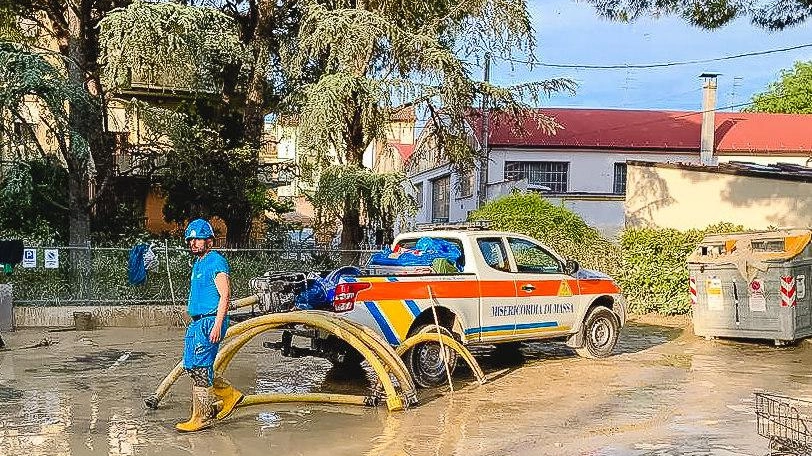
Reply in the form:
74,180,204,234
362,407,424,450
781,276,797,307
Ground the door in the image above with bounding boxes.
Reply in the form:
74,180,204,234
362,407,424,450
507,237,578,338
474,237,518,342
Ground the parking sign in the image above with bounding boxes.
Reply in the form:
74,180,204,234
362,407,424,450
22,248,36,268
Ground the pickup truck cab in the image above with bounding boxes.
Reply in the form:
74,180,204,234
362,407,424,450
285,228,627,387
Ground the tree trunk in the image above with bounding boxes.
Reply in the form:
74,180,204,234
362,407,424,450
338,106,367,264
242,0,274,149
224,212,253,246
339,199,363,265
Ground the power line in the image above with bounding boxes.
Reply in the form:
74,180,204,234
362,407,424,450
495,43,812,70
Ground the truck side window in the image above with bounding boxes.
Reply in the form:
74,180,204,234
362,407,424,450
508,238,562,274
477,238,510,272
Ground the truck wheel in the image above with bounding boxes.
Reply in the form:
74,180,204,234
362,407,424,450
404,324,458,388
575,306,619,359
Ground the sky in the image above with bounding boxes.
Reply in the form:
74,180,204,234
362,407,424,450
485,0,812,111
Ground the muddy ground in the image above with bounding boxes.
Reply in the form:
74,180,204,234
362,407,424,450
0,315,810,456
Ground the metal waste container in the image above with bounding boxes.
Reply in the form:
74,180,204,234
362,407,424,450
688,229,812,345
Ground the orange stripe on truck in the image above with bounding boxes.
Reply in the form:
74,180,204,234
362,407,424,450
578,279,620,295
355,279,614,300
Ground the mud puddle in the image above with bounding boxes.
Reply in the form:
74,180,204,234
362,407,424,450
0,322,810,455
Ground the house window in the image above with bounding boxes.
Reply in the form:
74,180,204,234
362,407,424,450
613,163,627,195
431,175,450,222
458,171,474,198
414,182,423,208
504,161,569,193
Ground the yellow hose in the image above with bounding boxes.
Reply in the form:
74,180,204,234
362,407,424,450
213,318,415,406
237,393,374,408
396,333,486,384
230,295,259,310
219,311,412,390
213,313,407,411
145,360,185,409
305,311,416,398
213,324,273,373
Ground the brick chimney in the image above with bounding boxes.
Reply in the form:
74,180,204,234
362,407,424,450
700,73,719,166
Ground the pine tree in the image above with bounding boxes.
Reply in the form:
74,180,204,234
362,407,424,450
284,0,574,256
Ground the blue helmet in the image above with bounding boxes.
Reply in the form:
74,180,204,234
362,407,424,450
184,219,214,241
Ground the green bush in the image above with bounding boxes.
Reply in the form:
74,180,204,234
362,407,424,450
618,222,744,315
468,192,622,277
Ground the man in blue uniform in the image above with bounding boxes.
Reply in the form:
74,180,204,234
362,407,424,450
176,219,244,432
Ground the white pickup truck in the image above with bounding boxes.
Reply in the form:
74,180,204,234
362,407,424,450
264,228,627,387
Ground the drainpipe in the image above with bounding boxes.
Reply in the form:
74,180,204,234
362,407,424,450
700,73,720,166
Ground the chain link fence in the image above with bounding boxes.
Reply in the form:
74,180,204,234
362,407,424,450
6,242,377,306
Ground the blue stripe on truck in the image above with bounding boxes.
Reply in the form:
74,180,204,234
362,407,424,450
404,300,421,317
364,301,400,345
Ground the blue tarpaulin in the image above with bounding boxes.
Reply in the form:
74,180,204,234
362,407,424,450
369,237,462,269
294,266,361,310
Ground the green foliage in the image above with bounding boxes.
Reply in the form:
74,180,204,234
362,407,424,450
156,112,280,243
0,158,68,244
468,192,622,275
0,42,96,166
0,6,30,44
287,0,575,172
747,61,812,114
311,165,417,227
618,222,745,315
99,1,248,93
585,0,811,30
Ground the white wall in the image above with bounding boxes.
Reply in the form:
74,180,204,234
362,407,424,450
486,148,698,193
409,148,697,230
409,166,479,225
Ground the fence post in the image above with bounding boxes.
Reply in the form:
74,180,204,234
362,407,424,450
85,240,93,306
165,241,176,304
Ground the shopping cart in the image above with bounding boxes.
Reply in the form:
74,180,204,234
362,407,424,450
756,392,812,455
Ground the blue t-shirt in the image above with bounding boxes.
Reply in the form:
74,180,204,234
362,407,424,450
188,250,230,317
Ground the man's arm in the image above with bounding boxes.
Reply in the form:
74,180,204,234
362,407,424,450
209,272,231,343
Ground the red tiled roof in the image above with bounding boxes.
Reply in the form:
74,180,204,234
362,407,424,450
389,143,415,161
474,108,812,155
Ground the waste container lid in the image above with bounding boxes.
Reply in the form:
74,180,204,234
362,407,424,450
687,229,812,281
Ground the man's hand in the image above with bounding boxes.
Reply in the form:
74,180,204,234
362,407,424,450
209,324,222,343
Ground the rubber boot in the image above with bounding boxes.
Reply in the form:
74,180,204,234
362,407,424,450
212,376,244,420
175,386,214,432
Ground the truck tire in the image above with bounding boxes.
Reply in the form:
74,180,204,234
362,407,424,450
403,324,458,388
575,306,619,359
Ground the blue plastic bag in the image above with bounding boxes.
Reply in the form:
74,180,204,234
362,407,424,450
127,244,149,285
369,237,461,269
294,266,361,310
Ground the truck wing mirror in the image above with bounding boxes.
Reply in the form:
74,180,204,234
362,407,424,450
564,259,579,275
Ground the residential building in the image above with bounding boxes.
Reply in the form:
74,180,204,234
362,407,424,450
264,106,417,225
406,103,812,236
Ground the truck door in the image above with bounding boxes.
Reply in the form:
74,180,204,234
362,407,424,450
507,237,578,337
474,237,518,342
